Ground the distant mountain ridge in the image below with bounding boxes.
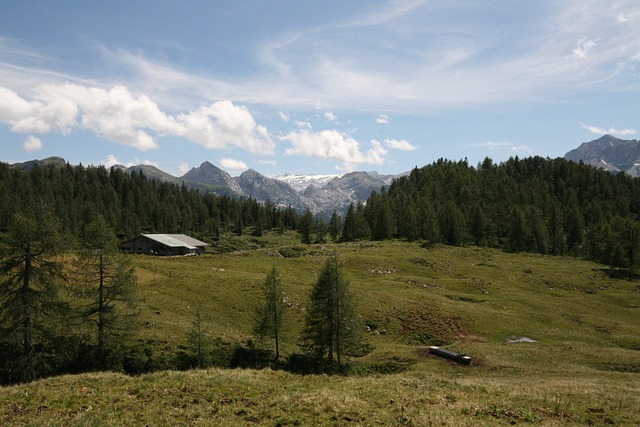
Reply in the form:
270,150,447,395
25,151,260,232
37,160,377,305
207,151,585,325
12,134,637,215
9,157,398,215
564,134,640,176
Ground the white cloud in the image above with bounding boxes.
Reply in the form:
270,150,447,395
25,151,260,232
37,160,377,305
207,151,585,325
466,141,532,154
282,129,387,171
278,111,291,122
258,159,278,166
617,13,628,24
296,120,312,129
23,135,42,152
220,158,249,170
101,156,158,168
467,141,513,149
580,122,636,136
0,87,40,122
3,2,640,119
572,38,597,59
376,114,389,124
324,111,337,122
103,154,120,168
178,100,274,154
176,162,189,175
128,158,159,168
0,84,278,155
510,145,533,154
383,138,417,151
0,84,180,150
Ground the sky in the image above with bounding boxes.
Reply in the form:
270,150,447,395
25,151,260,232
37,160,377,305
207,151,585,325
1,1,639,177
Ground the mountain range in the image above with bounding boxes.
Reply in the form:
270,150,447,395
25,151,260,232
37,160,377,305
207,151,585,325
134,162,401,215
9,134,638,214
9,157,397,215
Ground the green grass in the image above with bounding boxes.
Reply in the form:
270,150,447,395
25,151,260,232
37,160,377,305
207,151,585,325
2,233,639,426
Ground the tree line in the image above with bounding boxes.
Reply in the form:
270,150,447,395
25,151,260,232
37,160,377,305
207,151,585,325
333,157,640,270
0,161,301,242
3,155,638,268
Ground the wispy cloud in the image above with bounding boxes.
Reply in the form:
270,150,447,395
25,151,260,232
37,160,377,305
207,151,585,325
4,2,640,115
258,159,277,166
572,38,597,59
376,114,389,124
580,122,636,136
383,138,417,151
278,111,290,122
324,111,337,123
466,141,533,154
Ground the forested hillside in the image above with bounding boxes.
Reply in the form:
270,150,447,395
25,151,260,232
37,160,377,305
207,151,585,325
354,157,640,269
0,162,299,242
2,156,640,269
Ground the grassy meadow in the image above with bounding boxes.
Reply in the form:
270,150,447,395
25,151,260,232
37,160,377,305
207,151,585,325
1,232,639,426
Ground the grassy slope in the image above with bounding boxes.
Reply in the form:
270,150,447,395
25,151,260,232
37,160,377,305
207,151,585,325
1,235,639,426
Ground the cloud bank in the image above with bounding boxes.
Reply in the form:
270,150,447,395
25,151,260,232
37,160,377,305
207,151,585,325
0,84,274,154
0,82,407,170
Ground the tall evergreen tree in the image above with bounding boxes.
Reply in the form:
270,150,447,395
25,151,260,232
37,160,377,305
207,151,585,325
301,256,361,373
341,203,357,242
298,209,314,244
254,266,286,360
73,215,138,368
328,210,341,241
0,204,69,382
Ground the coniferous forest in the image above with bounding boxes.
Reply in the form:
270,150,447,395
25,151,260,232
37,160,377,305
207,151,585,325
0,162,300,241
2,156,640,268
2,155,640,383
354,157,640,270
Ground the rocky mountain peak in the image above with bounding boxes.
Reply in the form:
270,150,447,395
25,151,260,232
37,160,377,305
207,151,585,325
564,135,640,175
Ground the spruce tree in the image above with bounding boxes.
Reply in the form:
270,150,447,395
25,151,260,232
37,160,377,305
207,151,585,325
298,209,314,244
329,210,341,241
301,256,361,373
341,203,357,241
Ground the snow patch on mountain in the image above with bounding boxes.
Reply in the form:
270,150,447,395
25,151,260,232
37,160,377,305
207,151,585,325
273,173,341,192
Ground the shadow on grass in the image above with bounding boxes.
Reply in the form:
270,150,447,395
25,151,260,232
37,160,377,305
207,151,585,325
598,268,640,281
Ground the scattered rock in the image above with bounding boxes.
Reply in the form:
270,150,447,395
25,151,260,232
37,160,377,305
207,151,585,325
506,337,537,344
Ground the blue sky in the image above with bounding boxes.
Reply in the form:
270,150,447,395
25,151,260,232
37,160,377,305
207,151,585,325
1,0,639,176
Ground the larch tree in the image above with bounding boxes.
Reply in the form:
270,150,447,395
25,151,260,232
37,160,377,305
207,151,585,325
0,204,69,382
254,266,286,360
73,215,138,368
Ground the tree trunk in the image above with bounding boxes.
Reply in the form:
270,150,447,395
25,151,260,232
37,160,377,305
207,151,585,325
21,251,32,356
97,250,105,361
